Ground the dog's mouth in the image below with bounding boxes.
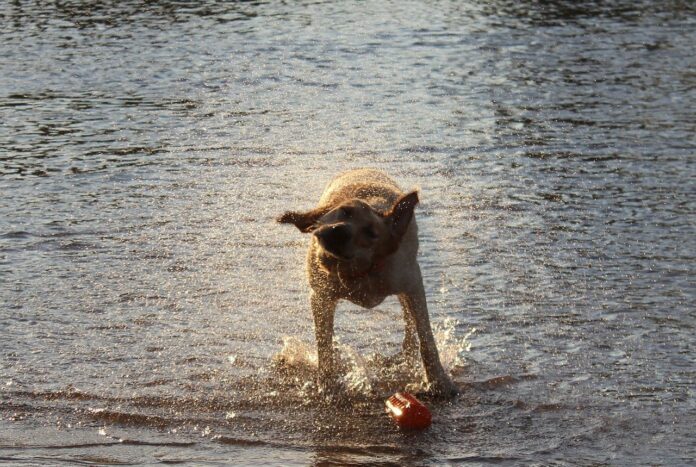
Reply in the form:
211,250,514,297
316,238,354,261
321,247,354,261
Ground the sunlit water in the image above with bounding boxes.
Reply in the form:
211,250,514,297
1,1,695,465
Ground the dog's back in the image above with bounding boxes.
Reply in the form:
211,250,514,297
319,169,404,213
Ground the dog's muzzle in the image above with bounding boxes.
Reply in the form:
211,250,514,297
314,223,352,258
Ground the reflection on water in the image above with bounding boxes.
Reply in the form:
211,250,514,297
1,0,694,465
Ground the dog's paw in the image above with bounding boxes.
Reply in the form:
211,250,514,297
316,373,345,395
427,378,460,398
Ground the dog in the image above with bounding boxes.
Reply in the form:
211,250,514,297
278,169,457,396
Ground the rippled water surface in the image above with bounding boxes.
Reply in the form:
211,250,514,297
1,1,695,465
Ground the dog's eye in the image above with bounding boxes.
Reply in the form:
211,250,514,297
363,226,378,240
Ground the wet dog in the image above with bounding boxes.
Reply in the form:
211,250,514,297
278,169,457,396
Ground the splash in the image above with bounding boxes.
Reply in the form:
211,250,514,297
272,336,375,396
335,339,373,396
272,320,474,397
433,318,476,372
273,336,318,370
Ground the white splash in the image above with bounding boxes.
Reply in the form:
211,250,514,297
434,318,476,371
274,336,318,369
335,339,373,395
273,322,473,397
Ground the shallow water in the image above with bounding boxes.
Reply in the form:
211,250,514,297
1,1,695,465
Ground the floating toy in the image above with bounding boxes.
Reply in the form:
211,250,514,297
385,392,432,430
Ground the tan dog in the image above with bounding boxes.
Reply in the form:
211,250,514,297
278,169,457,396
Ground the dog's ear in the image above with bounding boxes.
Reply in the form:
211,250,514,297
277,207,329,233
386,191,419,238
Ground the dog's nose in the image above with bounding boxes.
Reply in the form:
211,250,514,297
315,224,351,248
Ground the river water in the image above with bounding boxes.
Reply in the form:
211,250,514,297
1,1,694,465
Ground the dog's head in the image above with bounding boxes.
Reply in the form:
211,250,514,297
278,191,419,265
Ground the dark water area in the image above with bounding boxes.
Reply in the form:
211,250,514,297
1,1,695,465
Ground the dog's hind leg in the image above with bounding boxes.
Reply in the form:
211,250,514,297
310,290,338,389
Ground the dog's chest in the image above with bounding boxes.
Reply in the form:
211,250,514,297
337,273,390,309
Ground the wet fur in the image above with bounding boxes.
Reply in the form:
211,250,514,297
278,169,457,396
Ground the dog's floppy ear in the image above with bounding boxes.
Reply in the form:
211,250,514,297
386,191,419,238
277,207,330,233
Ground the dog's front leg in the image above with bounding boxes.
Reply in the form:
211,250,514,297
398,295,420,361
399,265,458,396
310,289,338,389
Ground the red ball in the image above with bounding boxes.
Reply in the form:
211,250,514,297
385,392,432,430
